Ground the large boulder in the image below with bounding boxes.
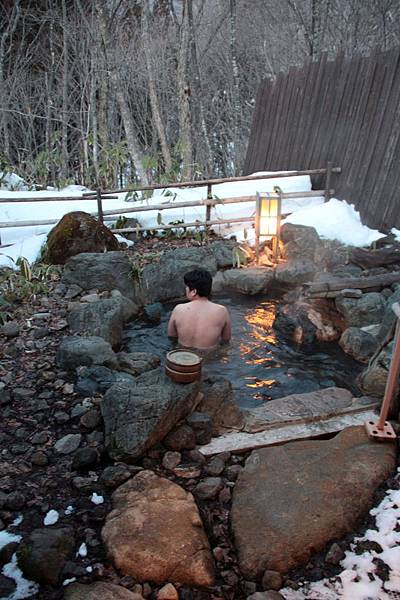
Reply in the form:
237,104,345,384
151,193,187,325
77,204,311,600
56,336,118,370
209,240,238,268
339,327,378,363
274,298,345,344
359,341,394,397
17,527,75,586
102,471,214,587
64,582,144,600
138,247,218,304
44,211,120,264
231,427,396,579
218,267,274,295
101,368,201,461
199,378,244,433
335,292,386,328
280,223,321,261
62,252,136,300
274,260,319,287
67,297,139,348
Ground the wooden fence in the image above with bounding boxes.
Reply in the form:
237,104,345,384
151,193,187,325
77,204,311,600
244,47,400,233
0,169,337,243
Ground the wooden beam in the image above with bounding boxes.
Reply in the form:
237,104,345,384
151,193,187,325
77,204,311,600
0,195,118,203
112,216,256,233
303,272,400,297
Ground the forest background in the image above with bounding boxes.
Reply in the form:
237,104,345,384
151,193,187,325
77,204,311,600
1,0,399,190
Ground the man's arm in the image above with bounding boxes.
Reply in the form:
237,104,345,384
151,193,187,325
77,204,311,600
167,306,178,339
221,307,231,343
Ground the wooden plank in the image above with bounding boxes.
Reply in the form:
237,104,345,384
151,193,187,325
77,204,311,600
198,409,378,456
112,216,256,233
0,196,117,203
303,271,400,295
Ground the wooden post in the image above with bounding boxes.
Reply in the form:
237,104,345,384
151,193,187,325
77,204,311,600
206,183,212,228
255,192,260,263
276,190,282,260
324,161,333,202
96,188,103,224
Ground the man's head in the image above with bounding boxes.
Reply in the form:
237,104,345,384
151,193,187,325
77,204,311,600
184,269,212,300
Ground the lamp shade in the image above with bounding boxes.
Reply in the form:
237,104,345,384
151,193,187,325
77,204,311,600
257,195,280,236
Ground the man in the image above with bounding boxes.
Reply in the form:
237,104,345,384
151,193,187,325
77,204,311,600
167,269,231,350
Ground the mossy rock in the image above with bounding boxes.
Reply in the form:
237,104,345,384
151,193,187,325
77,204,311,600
44,211,120,265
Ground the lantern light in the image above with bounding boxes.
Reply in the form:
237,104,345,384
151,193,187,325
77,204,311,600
255,191,282,263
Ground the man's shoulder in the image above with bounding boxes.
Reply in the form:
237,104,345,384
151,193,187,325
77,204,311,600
209,301,229,314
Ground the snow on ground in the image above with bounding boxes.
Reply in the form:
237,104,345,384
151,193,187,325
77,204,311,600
280,469,400,600
1,171,386,269
0,530,39,599
0,172,332,267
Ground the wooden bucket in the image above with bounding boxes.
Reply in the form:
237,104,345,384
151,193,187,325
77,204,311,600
165,350,202,383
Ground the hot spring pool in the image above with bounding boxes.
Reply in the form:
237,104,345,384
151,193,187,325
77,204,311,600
123,293,363,409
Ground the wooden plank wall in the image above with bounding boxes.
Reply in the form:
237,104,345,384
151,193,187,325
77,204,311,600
243,48,400,232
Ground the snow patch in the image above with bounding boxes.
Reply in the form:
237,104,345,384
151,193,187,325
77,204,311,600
43,509,59,525
90,493,104,505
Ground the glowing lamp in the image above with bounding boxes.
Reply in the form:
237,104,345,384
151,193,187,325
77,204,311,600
255,191,282,262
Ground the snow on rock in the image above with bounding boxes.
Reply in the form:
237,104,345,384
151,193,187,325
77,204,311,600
64,505,74,516
2,553,39,600
283,198,384,247
77,542,87,557
280,469,400,599
43,509,59,526
90,492,104,505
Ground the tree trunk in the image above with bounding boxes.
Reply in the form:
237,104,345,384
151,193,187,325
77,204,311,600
229,0,240,173
177,0,193,181
187,0,212,176
61,0,69,181
142,0,172,173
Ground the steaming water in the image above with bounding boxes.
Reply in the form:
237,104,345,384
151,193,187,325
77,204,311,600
123,293,362,409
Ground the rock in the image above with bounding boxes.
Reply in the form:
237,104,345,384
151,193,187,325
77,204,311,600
80,292,100,302
231,426,396,578
0,321,20,338
164,424,196,451
339,327,378,362
157,583,179,600
68,297,139,348
247,593,284,600
199,378,244,434
359,342,393,397
162,451,181,471
64,582,144,600
4,491,26,510
0,388,11,406
224,464,243,481
100,465,132,489
139,247,218,304
54,434,82,455
31,451,48,466
280,223,321,261
143,302,164,323
204,457,225,476
72,447,98,470
274,298,344,344
262,570,283,591
274,260,318,286
117,352,160,376
335,292,386,328
44,211,120,264
64,284,83,300
193,477,223,500
220,267,274,295
75,365,136,396
17,527,75,585
101,369,201,461
0,574,16,597
186,412,213,445
80,409,102,430
376,286,400,343
208,240,238,268
56,336,118,370
62,252,136,300
325,542,344,565
0,541,18,566
102,470,214,586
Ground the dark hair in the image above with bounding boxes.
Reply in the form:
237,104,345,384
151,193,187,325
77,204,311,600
184,269,212,297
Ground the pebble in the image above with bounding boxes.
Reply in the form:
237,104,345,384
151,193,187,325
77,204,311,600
32,327,50,339
100,465,132,489
262,570,283,591
325,541,344,565
54,434,82,454
4,492,26,510
0,322,20,338
224,464,243,481
80,409,102,430
31,432,49,445
12,387,33,401
164,424,196,451
204,456,225,476
193,477,223,500
31,451,49,466
54,411,70,424
72,447,98,470
162,451,181,471
157,583,179,599
80,293,100,303
64,284,82,299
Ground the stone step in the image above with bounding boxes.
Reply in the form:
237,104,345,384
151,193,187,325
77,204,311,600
198,408,379,456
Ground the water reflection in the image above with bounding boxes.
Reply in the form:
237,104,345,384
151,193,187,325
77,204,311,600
123,293,362,409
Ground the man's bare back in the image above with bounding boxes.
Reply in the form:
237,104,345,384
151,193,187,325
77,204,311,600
168,298,231,350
